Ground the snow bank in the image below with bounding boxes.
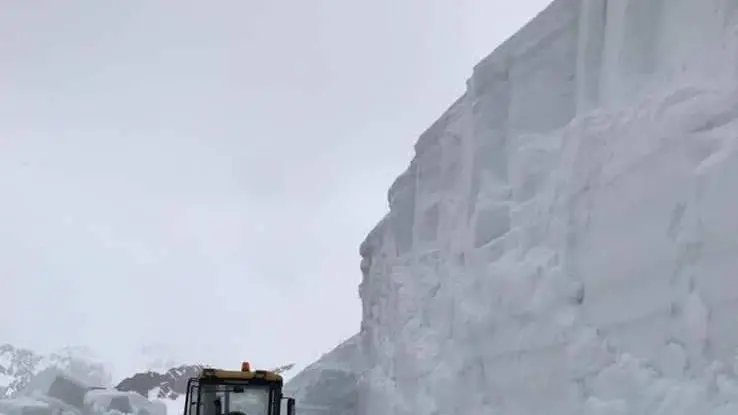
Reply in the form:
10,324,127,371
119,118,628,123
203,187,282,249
357,0,738,414
284,335,359,415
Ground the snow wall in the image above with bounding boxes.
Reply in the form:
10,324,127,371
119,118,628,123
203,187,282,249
357,0,738,414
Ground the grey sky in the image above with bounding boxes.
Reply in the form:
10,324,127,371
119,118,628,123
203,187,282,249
0,0,551,378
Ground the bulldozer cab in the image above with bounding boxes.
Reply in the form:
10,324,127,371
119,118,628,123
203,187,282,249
184,363,295,415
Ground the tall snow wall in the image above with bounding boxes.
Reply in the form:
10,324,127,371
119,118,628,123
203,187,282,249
358,0,738,414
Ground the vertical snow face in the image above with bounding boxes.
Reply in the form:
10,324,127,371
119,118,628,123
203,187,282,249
358,0,738,414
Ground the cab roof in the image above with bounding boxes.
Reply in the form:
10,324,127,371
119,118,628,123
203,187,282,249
198,368,283,383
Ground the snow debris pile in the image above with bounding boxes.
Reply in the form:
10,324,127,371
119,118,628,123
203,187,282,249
352,0,738,414
0,345,110,400
0,345,179,415
0,368,164,415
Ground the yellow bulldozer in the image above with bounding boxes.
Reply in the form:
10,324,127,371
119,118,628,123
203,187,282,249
183,362,296,415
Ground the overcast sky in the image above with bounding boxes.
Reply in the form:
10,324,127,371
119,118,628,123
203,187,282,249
0,0,551,379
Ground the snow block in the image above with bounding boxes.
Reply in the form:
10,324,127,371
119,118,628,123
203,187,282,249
20,368,90,411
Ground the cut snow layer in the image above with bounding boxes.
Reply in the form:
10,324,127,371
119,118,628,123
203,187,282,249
356,0,738,414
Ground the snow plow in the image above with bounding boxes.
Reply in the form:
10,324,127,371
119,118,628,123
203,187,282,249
183,362,295,415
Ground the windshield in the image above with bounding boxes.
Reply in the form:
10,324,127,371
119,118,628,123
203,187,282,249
198,383,271,415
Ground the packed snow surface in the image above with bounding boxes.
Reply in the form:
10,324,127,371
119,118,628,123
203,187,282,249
357,0,738,414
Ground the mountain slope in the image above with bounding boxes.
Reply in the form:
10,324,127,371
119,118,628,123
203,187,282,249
115,365,202,400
